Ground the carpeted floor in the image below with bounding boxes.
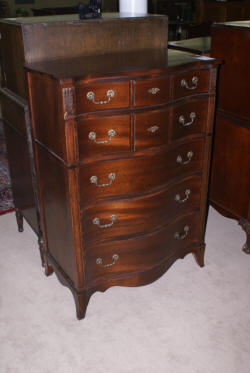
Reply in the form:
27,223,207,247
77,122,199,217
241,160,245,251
0,121,14,215
0,206,250,372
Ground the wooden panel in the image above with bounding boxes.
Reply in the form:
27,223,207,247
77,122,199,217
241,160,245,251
211,25,250,121
76,81,130,113
134,106,171,150
0,88,27,135
27,72,67,161
85,212,201,285
134,76,170,107
78,114,131,160
79,139,204,204
20,16,168,63
0,23,26,98
172,96,209,141
210,115,250,220
173,70,210,100
36,146,78,285
83,175,202,246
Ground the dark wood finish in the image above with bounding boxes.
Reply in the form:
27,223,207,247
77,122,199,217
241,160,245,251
79,139,205,204
78,114,131,159
196,0,250,24
76,81,130,113
173,69,210,99
26,46,219,319
172,96,209,141
0,14,168,100
134,76,170,107
86,212,201,285
0,14,169,240
134,106,171,150
210,22,250,252
83,175,202,246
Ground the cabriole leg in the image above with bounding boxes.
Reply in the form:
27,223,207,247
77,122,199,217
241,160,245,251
239,219,250,254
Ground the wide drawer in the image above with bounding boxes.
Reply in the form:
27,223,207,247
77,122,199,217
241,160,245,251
173,70,210,100
134,76,170,107
82,174,202,246
77,114,131,160
79,138,204,204
134,106,171,150
75,81,130,113
172,96,209,141
85,212,201,285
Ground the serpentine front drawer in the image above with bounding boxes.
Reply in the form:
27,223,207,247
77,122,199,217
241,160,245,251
85,212,201,285
79,138,204,205
82,174,202,246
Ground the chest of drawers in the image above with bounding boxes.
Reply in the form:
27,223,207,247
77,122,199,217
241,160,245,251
25,49,219,319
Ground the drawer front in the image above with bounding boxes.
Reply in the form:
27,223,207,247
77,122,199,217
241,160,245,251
79,138,204,204
134,76,170,107
75,81,130,113
134,106,171,150
173,70,210,99
85,212,201,284
78,114,131,160
172,96,209,141
83,175,202,246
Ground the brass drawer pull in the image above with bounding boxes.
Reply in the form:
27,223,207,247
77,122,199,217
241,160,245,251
147,125,159,133
174,225,189,240
177,151,194,165
178,112,196,127
175,189,191,203
96,254,119,268
181,76,198,90
86,89,115,105
89,129,116,144
93,215,117,229
90,173,116,187
148,87,160,95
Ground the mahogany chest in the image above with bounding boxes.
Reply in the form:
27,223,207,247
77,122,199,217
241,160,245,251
25,49,219,319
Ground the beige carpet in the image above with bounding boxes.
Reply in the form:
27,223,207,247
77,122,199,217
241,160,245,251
0,207,250,373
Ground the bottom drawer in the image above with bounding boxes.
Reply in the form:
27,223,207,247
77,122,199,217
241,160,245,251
85,212,201,284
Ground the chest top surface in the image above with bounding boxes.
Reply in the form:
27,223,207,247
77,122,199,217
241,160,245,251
24,49,218,81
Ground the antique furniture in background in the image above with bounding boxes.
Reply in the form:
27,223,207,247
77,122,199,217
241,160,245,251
195,0,250,24
210,21,250,253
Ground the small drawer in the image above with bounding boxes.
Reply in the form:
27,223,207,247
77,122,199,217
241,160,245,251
173,70,210,99
82,174,202,246
134,76,170,107
77,114,131,160
85,212,201,284
79,138,204,205
134,106,171,150
172,97,209,141
75,81,130,113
